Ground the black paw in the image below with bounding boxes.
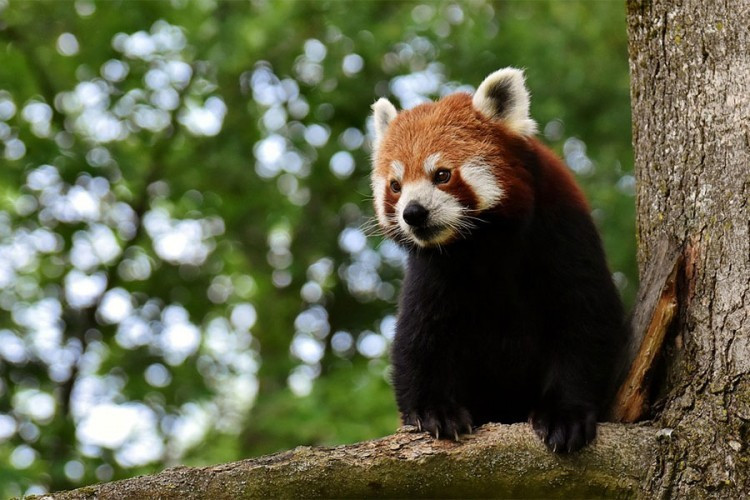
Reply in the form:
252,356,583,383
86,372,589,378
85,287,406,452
404,406,473,441
530,408,597,453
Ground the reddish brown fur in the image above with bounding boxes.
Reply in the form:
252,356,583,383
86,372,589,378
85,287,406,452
374,93,587,221
528,140,590,211
449,169,480,209
383,185,398,220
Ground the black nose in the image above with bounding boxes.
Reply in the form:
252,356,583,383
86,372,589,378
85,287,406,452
403,202,429,227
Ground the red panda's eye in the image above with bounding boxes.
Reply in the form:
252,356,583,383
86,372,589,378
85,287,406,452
434,169,451,184
390,180,401,193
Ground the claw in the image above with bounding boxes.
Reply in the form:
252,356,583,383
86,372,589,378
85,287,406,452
467,425,473,435
454,430,460,442
416,418,422,432
435,428,439,440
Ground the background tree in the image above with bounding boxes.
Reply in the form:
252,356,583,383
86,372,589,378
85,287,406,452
0,1,636,496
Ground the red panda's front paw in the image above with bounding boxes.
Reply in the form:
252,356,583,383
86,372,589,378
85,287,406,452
530,408,597,453
405,406,473,441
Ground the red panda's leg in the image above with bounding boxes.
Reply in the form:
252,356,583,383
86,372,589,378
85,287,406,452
527,204,628,453
391,315,473,440
403,407,473,441
529,378,599,453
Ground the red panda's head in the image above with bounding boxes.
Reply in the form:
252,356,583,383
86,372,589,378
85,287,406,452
370,68,538,248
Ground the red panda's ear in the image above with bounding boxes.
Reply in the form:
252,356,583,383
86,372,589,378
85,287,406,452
472,68,537,136
371,98,398,150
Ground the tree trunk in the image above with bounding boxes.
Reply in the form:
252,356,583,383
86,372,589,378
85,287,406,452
628,0,750,495
36,1,750,497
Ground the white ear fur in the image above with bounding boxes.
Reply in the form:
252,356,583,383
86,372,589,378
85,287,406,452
472,68,537,136
371,98,398,149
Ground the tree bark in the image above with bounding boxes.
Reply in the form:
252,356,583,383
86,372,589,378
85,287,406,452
628,0,750,495
40,424,659,499
613,238,682,423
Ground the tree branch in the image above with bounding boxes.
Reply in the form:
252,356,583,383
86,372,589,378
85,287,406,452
43,423,658,498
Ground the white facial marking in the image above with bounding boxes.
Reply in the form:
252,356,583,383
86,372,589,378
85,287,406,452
371,175,387,226
391,160,404,180
396,179,464,247
423,153,441,176
460,158,504,210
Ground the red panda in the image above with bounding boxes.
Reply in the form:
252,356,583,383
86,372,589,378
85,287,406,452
370,68,628,453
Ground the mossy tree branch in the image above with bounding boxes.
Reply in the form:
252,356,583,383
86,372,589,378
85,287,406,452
44,423,660,499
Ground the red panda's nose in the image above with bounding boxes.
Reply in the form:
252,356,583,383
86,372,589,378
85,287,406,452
403,202,429,227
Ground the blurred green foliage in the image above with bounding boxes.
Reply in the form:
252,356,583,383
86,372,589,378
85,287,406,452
0,0,635,495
